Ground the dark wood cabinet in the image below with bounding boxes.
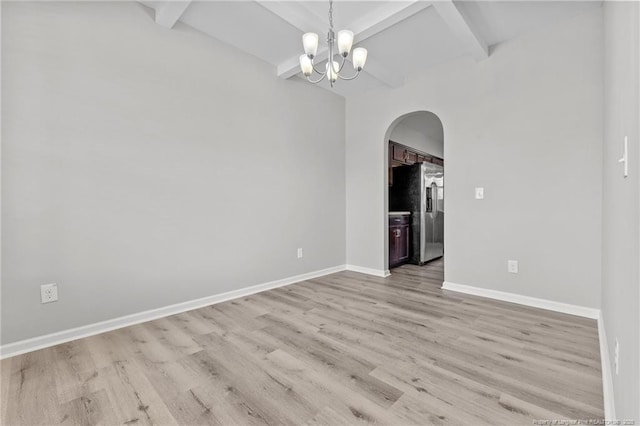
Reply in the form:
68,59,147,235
392,145,418,165
392,145,409,162
388,141,444,186
389,214,410,268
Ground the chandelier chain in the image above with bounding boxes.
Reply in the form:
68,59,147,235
328,0,334,30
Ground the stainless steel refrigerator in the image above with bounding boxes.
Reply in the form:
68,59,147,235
389,162,444,265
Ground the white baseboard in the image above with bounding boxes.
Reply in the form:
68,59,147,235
345,264,390,278
598,316,616,421
443,281,613,418
442,281,600,319
0,264,347,360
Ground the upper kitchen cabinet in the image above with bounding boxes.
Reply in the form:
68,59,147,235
389,141,443,166
388,141,444,186
392,144,413,164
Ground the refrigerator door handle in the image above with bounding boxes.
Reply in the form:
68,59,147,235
431,182,438,217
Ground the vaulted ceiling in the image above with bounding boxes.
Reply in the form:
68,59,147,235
139,1,602,97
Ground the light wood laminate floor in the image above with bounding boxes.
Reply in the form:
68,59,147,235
1,259,604,425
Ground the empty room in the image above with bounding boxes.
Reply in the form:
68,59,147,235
1,0,639,424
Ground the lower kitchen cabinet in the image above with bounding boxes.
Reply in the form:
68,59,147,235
389,214,410,268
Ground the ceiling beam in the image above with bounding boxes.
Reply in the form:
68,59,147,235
278,55,310,80
258,1,325,34
267,1,430,88
349,1,431,41
155,1,192,29
432,0,488,61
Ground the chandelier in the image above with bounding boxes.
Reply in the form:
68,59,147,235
298,0,368,87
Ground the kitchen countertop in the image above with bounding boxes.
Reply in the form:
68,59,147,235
388,211,411,216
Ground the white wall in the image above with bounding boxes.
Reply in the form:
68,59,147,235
346,8,603,308
602,1,640,420
389,112,444,158
1,2,346,344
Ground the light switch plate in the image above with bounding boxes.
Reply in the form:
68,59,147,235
475,187,484,199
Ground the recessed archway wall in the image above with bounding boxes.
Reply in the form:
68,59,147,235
344,7,603,310
384,111,445,272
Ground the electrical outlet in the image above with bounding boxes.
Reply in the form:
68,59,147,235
475,187,484,200
614,339,620,375
508,260,519,274
297,248,303,259
41,283,58,304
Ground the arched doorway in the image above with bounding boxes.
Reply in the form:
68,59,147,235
384,111,444,272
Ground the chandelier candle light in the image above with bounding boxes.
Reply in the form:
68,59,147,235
299,0,368,87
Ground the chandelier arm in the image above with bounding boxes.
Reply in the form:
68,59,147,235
306,73,328,84
336,55,348,74
311,62,326,75
337,69,362,81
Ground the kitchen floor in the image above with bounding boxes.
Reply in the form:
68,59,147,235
1,258,603,425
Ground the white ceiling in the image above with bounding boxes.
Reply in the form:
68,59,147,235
139,0,602,97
